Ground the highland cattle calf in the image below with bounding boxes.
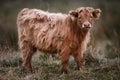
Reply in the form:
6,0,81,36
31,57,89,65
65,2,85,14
17,7,101,73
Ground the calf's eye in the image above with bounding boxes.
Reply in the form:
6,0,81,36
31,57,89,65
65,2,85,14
90,16,93,19
78,16,81,19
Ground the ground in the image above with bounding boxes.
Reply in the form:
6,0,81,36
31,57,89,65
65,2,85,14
0,49,120,80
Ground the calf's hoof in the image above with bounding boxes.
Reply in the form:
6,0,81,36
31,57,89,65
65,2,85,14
20,66,35,74
61,69,68,74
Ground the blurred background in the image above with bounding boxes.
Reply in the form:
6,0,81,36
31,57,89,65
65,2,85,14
0,0,120,59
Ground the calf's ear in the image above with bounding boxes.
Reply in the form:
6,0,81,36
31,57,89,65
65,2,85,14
69,10,78,17
92,9,101,19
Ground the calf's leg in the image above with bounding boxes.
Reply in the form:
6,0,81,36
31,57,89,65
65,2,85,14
73,53,83,71
59,50,70,74
20,41,36,73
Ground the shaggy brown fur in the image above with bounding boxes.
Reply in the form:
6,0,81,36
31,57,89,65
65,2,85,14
17,7,101,73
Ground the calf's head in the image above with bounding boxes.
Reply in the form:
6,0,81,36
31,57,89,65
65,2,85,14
69,7,101,31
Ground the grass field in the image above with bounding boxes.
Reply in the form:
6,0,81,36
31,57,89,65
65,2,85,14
0,49,119,80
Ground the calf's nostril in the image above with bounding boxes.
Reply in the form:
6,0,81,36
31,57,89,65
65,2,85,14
84,23,89,27
82,22,91,28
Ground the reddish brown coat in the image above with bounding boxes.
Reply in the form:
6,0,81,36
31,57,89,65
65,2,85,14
17,7,101,73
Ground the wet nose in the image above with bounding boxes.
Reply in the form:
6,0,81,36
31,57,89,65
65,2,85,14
84,22,90,27
82,22,91,28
